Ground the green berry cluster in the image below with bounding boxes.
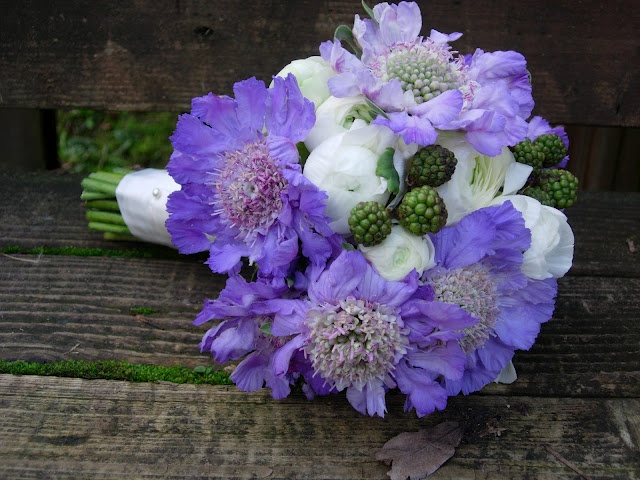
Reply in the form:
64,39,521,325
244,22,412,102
522,186,555,207
510,138,545,175
406,145,457,188
348,201,393,246
535,133,568,167
510,133,568,175
537,169,579,208
397,185,448,235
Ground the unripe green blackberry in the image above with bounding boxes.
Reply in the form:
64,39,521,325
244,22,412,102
523,186,555,207
510,138,545,175
397,185,448,235
534,133,568,168
406,145,457,188
538,169,579,208
348,201,392,246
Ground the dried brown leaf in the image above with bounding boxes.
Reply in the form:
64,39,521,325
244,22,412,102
375,421,462,480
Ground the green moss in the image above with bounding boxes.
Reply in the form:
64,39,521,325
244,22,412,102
0,359,232,386
130,307,158,315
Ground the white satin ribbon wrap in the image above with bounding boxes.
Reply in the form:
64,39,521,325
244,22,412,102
115,169,180,248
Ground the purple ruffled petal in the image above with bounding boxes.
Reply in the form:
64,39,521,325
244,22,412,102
266,74,316,142
346,379,388,417
394,361,449,417
376,1,422,45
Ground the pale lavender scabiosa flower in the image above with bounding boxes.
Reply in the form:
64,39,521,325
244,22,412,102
195,273,304,400
319,1,532,155
424,201,558,395
166,75,336,277
267,250,471,417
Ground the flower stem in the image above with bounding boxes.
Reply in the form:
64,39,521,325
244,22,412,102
87,222,131,234
103,232,140,242
81,169,133,240
84,200,121,212
80,177,119,196
85,210,127,226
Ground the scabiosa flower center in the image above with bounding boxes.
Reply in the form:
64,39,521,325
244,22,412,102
425,264,500,353
372,41,468,105
213,140,287,239
305,297,408,390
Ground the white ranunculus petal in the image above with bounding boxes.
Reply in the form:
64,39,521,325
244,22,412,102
503,161,533,195
491,194,575,279
494,361,518,384
435,131,516,225
272,56,336,110
539,206,575,278
303,124,397,234
359,226,436,281
304,95,371,151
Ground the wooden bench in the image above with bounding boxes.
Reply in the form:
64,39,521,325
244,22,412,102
1,1,639,478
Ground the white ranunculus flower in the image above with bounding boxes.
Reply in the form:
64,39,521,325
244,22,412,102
491,194,575,280
435,131,531,225
304,95,373,151
303,121,396,234
359,225,436,281
272,56,336,110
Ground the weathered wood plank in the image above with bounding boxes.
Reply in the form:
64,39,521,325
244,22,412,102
1,172,639,397
0,374,637,479
1,251,639,397
1,172,639,277
567,190,640,277
0,1,638,127
0,254,220,367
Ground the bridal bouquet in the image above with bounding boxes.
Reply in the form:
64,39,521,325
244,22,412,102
82,1,577,417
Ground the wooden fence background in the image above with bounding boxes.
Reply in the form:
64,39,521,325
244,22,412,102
0,0,638,191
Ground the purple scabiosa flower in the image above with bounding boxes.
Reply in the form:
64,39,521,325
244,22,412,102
442,48,533,156
424,201,558,396
267,250,470,417
166,74,336,277
319,1,532,154
320,2,465,146
195,273,304,400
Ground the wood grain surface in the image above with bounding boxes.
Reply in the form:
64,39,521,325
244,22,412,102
0,172,638,479
1,0,638,127
1,374,638,480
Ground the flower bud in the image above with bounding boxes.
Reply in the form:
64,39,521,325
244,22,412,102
359,225,436,281
272,56,336,110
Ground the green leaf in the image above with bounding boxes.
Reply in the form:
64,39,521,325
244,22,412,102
259,323,272,336
334,24,362,58
341,242,356,251
194,366,207,373
376,147,400,194
297,141,310,167
362,1,378,23
365,98,389,119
